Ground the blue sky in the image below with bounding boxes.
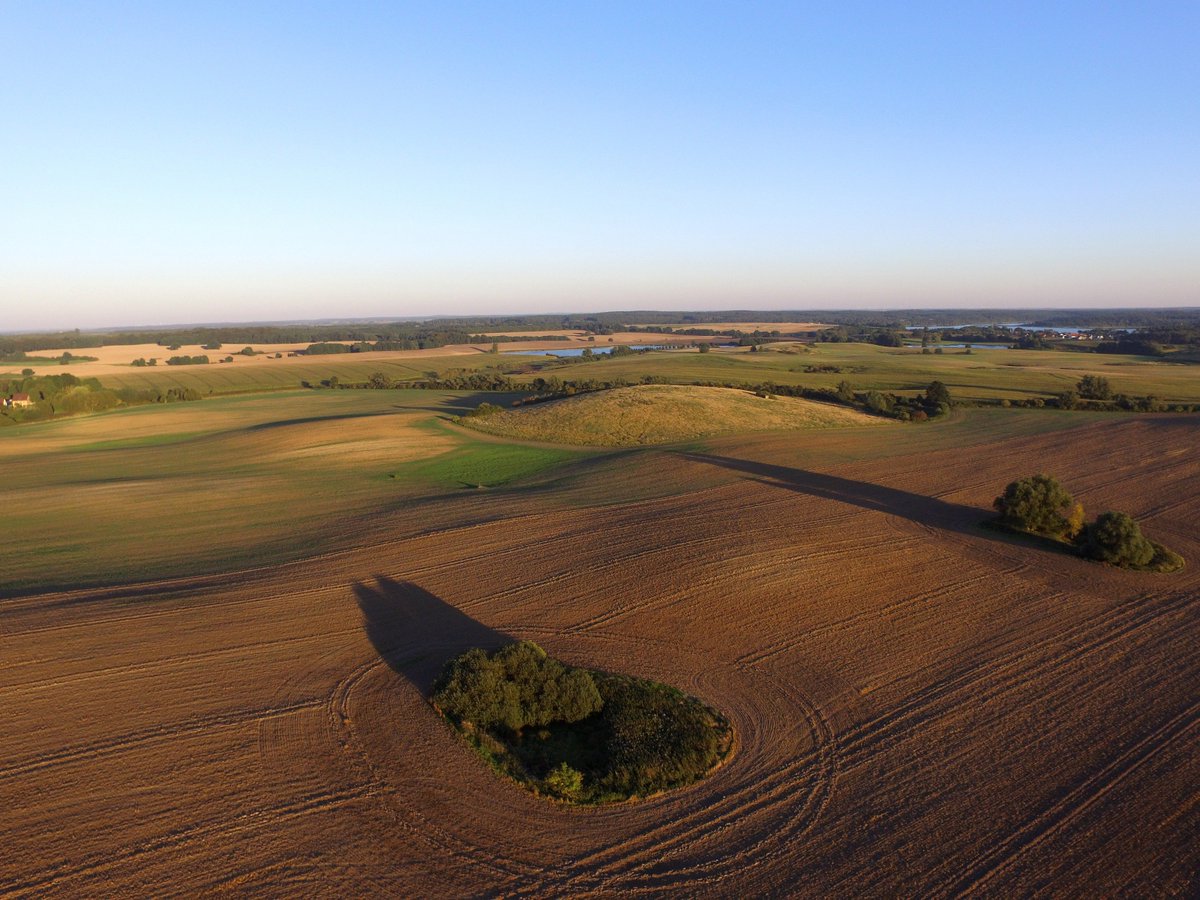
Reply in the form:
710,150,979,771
2,1,1197,329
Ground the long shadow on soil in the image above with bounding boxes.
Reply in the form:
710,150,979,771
432,391,530,414
353,576,512,694
680,451,988,536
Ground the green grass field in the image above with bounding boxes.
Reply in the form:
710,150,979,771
509,343,1200,404
94,353,512,394
1,375,1123,596
0,390,596,594
392,432,589,488
86,342,1200,406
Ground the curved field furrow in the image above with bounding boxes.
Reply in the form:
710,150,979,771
4,785,377,899
737,564,1028,667
940,697,1200,898
0,629,361,696
2,413,1197,896
835,591,1194,769
566,530,921,640
0,699,325,782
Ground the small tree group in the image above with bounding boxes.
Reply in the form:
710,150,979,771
1077,374,1113,400
1082,511,1154,567
993,474,1084,539
993,474,1164,569
431,641,603,734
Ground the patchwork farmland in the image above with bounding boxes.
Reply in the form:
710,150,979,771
1,384,1196,895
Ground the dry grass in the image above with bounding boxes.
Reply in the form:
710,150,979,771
461,384,887,446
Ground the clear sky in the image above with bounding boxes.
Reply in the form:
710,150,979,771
3,1,1197,329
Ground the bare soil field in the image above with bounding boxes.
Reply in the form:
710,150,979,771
1,411,1196,896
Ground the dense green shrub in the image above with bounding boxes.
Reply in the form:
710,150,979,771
1083,511,1155,567
596,675,729,798
462,401,504,418
432,641,602,733
993,474,1076,537
1077,374,1113,400
1056,389,1080,409
431,642,731,803
305,342,351,354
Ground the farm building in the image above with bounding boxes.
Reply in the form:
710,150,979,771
4,393,33,408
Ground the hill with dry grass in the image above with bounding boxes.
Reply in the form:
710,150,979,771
458,384,887,446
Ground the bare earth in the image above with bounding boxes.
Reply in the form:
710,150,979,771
1,415,1197,896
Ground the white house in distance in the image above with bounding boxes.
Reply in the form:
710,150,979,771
3,392,32,408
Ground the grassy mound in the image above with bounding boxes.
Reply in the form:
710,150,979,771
457,384,886,446
432,641,733,804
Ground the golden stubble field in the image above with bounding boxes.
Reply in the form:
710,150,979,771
15,331,697,379
1,412,1197,896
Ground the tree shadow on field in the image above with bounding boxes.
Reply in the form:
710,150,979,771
433,391,528,415
680,451,988,537
352,576,512,694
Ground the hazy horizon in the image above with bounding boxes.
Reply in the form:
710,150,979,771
4,2,1197,331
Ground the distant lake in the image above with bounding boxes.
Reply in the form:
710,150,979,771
907,323,1135,333
928,342,1012,350
502,344,672,358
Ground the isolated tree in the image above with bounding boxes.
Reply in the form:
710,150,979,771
697,342,710,353
1083,511,1155,567
925,380,952,408
1076,374,1112,400
367,371,392,389
993,474,1076,536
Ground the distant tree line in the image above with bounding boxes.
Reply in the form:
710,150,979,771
0,373,200,425
5,308,1200,355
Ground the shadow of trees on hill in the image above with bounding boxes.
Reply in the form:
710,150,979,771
679,451,987,536
433,391,528,414
353,576,511,694
241,410,396,432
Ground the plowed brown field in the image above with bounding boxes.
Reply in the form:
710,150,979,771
2,414,1197,896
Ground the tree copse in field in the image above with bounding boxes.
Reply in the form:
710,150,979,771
1083,511,1155,567
993,474,1077,537
1077,374,1113,400
431,641,732,803
924,380,952,408
600,676,728,797
432,641,602,733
